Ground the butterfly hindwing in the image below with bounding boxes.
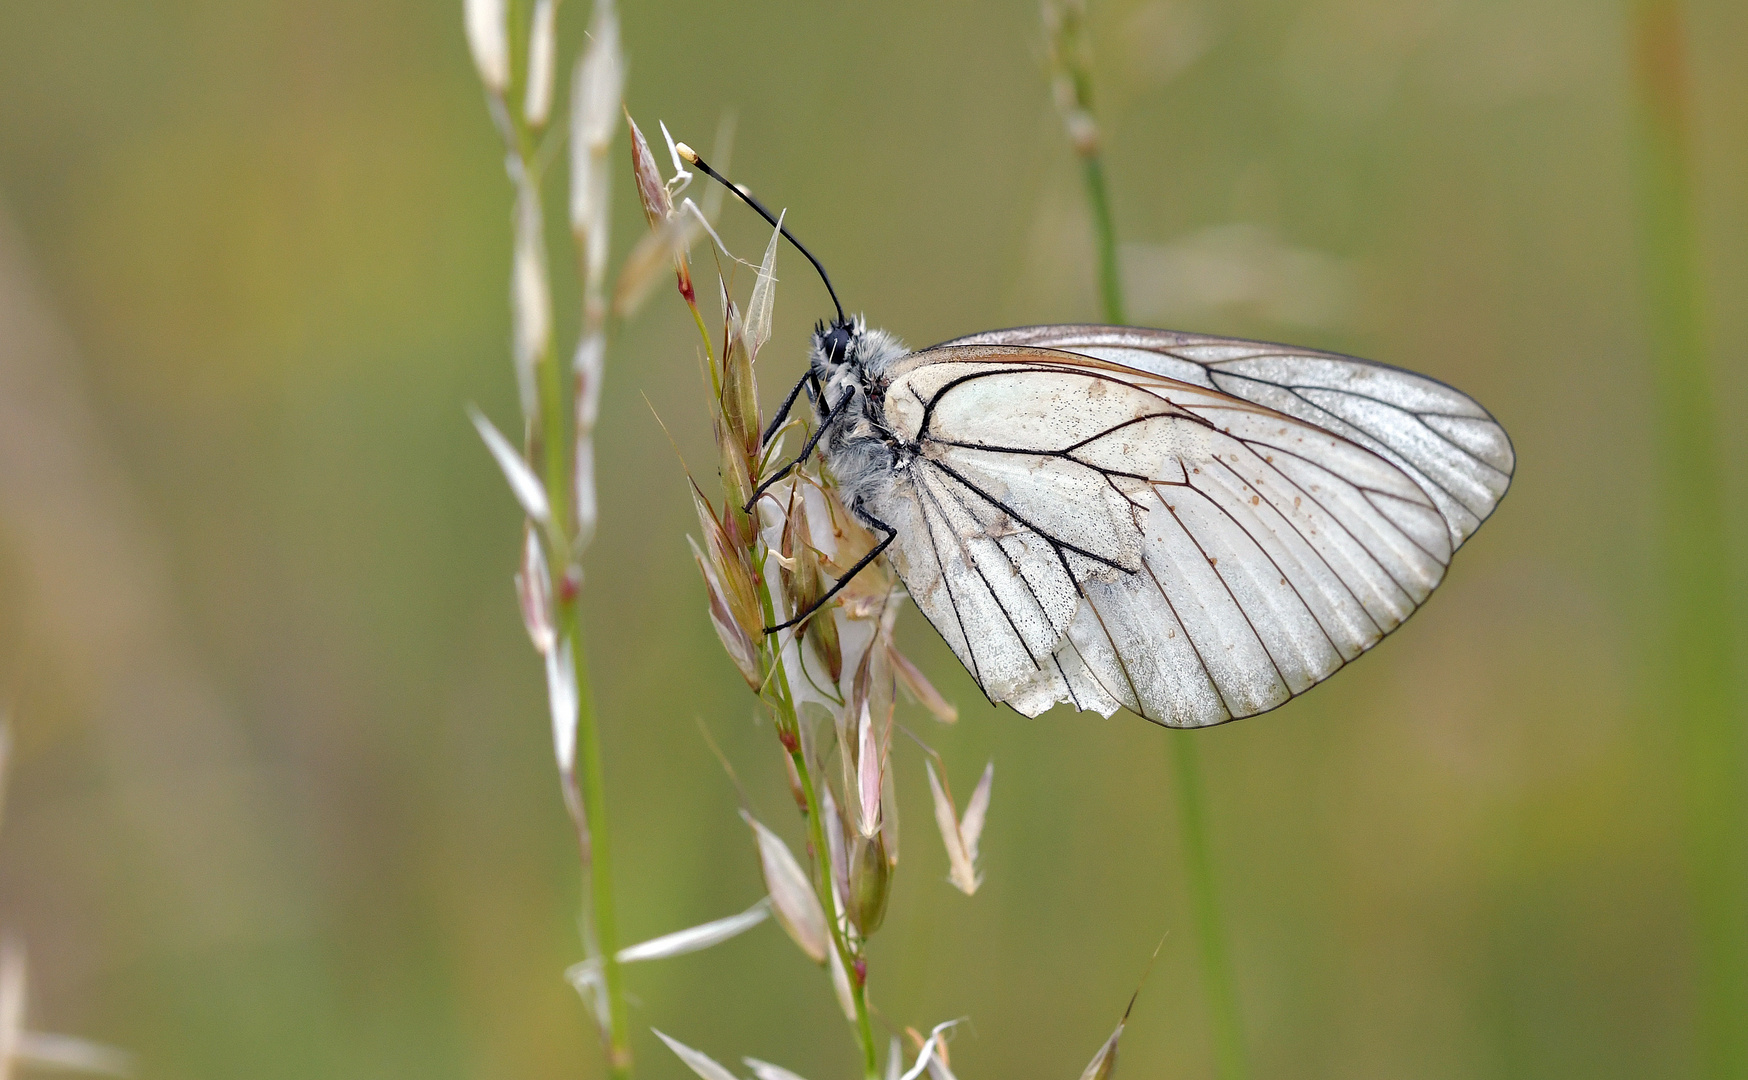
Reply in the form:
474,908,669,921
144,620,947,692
866,344,1476,727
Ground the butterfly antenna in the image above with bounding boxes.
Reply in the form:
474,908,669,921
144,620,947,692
676,144,847,326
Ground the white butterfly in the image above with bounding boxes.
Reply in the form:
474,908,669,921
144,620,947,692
678,147,1514,728
763,318,1513,728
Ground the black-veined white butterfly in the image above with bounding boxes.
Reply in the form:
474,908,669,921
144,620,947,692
684,149,1514,729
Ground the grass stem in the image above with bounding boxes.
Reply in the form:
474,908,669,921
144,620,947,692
753,566,881,1080
1079,153,1125,326
561,612,634,1078
788,740,881,1080
1627,5,1747,1077
511,49,632,1077
1059,43,1248,1078
1170,735,1248,1080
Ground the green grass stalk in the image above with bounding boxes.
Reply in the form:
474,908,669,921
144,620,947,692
1060,46,1249,1079
533,164,635,1080
1627,5,1747,1077
478,3,635,1068
1079,153,1125,326
562,612,634,1079
788,736,881,1080
753,565,882,1080
1169,734,1248,1080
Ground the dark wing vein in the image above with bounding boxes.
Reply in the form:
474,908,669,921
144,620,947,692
1070,589,1145,713
921,465,1056,672
1239,439,1424,601
1206,370,1495,518
923,458,1132,573
1196,455,1349,661
1210,454,1385,639
912,472,985,690
1221,428,1448,565
1137,551,1234,720
1154,488,1292,700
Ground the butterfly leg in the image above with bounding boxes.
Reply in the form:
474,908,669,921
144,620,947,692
744,389,854,513
759,369,826,449
765,510,896,634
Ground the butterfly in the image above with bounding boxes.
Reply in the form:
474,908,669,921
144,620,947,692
683,150,1514,728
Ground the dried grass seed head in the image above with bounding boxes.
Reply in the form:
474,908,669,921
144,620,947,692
778,489,842,683
757,479,896,716
522,0,558,126
690,536,760,688
544,637,578,775
742,213,783,361
847,831,891,935
744,1058,812,1080
926,760,994,896
739,811,830,964
514,523,555,655
827,938,859,1022
570,0,623,278
511,182,553,410
690,482,761,639
719,324,763,468
626,112,696,303
469,407,550,524
889,644,957,724
653,1030,740,1080
464,0,510,95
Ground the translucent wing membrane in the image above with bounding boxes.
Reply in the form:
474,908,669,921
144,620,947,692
936,325,1514,548
865,341,1506,727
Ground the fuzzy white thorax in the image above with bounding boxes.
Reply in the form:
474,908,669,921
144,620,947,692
809,319,913,525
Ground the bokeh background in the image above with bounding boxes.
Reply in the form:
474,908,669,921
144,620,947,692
1,1,1745,1078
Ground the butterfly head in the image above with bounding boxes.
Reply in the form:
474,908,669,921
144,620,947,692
813,317,859,372
810,316,905,373
807,317,909,436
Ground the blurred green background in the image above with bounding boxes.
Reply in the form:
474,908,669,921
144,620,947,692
1,1,1745,1078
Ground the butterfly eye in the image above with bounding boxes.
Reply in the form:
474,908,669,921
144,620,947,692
822,323,855,365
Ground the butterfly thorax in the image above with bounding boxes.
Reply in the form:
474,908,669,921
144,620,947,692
808,318,914,512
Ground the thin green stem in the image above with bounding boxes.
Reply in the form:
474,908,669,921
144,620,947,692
788,744,880,1080
536,330,572,542
753,570,880,1080
1171,735,1248,1080
1078,152,1125,325
1053,33,1248,1074
689,302,718,394
492,17,630,1071
1627,5,1747,1078
563,609,634,1079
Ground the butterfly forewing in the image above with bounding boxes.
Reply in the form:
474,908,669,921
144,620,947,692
935,326,1514,549
867,342,1491,728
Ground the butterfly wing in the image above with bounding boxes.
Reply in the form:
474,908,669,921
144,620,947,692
866,343,1483,727
933,325,1514,548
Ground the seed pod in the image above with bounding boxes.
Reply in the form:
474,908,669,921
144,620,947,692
690,539,759,689
689,481,760,641
720,330,762,467
847,832,891,935
716,418,757,545
463,0,509,95
804,584,843,687
625,112,694,304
